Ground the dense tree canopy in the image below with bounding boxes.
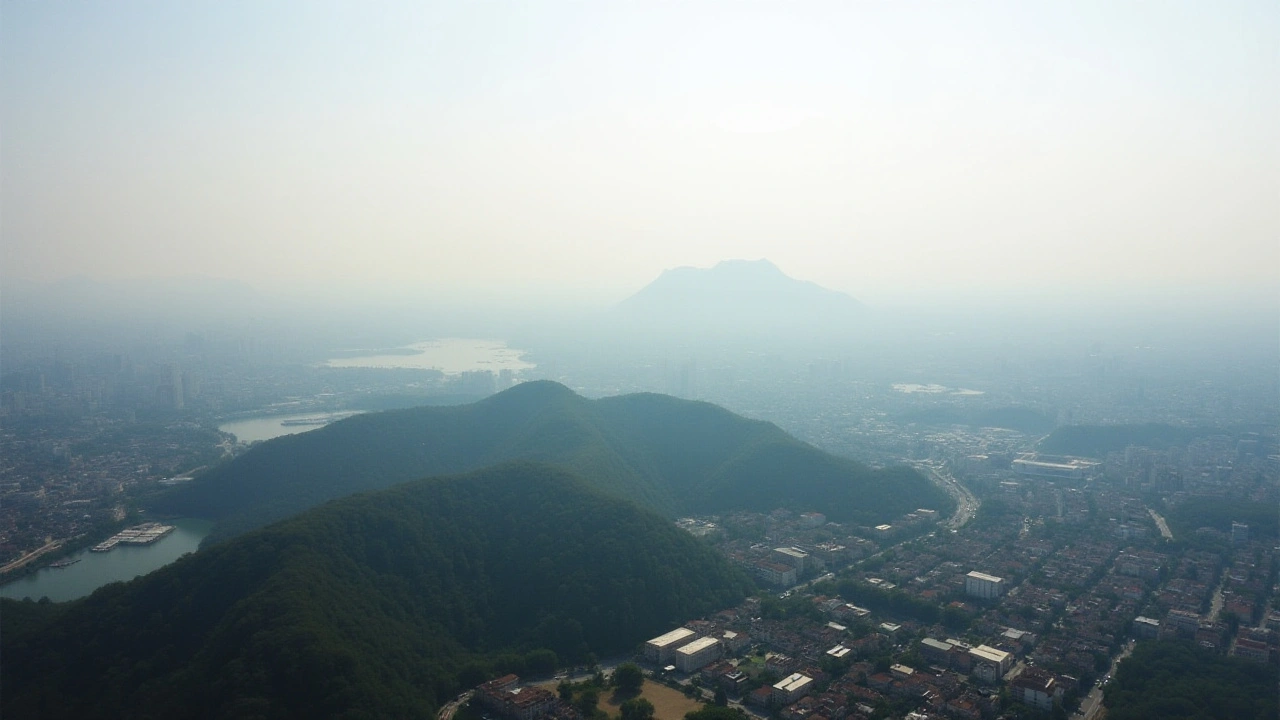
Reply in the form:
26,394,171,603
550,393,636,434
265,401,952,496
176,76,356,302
1103,640,1278,720
614,663,644,694
621,697,655,720
2,463,753,720
157,382,951,544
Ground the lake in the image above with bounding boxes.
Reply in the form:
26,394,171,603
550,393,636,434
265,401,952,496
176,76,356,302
892,383,985,396
324,338,535,373
218,411,363,444
0,517,213,602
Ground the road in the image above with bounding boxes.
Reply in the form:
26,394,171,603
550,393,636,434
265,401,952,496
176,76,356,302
438,690,473,720
1071,640,1135,720
0,537,64,575
1208,574,1227,621
915,462,980,529
1148,509,1173,541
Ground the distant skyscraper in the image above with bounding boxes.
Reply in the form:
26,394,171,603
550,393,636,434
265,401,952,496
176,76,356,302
1232,522,1249,545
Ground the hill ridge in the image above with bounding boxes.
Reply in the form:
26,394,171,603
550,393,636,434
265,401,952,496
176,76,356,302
3,462,754,719
158,383,951,545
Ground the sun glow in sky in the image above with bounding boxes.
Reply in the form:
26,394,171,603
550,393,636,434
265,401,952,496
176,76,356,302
3,1,1276,305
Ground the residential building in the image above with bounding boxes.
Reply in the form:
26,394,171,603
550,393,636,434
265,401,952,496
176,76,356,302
965,571,1005,599
674,636,722,673
645,628,697,663
1163,609,1200,637
1010,668,1060,711
755,560,798,588
476,676,557,720
1232,638,1270,663
1232,522,1249,545
968,645,1012,683
774,547,809,572
1132,616,1160,639
772,673,814,705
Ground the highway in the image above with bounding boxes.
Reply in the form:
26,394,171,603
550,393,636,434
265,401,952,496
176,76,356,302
915,462,980,529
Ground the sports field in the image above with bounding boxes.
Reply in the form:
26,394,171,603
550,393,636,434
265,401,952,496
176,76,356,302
600,680,704,720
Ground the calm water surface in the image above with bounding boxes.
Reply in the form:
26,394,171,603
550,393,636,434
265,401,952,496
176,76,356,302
218,412,362,444
0,517,212,602
324,338,535,373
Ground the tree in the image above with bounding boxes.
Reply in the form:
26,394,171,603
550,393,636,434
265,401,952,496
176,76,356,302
615,663,644,695
685,706,744,720
713,688,728,707
525,649,558,676
557,680,573,702
621,697,655,720
575,689,599,716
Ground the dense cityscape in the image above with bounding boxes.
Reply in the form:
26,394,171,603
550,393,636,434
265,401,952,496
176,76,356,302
2,318,1276,719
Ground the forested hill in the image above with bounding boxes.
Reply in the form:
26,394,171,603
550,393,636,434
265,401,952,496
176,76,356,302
1037,423,1243,457
2,463,754,720
160,381,951,544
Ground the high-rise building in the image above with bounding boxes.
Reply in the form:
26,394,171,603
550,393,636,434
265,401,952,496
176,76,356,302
965,571,1005,599
1232,522,1249,545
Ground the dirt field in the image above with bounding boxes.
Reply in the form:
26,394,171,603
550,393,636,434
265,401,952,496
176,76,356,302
600,680,704,720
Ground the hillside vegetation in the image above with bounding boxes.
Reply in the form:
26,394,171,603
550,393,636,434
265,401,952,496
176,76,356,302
1103,640,1278,720
159,382,951,544
2,463,753,720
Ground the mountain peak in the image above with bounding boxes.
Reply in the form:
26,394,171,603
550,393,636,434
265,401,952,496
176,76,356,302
613,259,863,335
711,258,783,273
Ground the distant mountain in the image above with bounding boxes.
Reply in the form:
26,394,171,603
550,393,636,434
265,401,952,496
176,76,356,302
158,381,951,545
2,463,754,719
610,259,864,335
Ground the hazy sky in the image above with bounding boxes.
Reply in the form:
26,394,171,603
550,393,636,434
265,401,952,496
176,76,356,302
3,1,1277,306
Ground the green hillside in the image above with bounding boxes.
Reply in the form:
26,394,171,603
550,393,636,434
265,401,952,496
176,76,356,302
160,382,952,545
2,463,753,720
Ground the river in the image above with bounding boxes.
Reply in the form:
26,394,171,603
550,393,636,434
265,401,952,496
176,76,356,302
0,517,213,602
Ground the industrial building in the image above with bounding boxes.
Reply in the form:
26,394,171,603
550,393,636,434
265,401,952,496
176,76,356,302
645,627,696,663
1011,453,1099,480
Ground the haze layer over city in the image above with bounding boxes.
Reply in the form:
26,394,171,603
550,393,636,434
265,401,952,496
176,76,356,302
1,3,1277,720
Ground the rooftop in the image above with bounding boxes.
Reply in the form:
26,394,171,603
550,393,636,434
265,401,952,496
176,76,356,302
773,673,813,693
969,645,1011,664
676,636,720,655
648,627,696,648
